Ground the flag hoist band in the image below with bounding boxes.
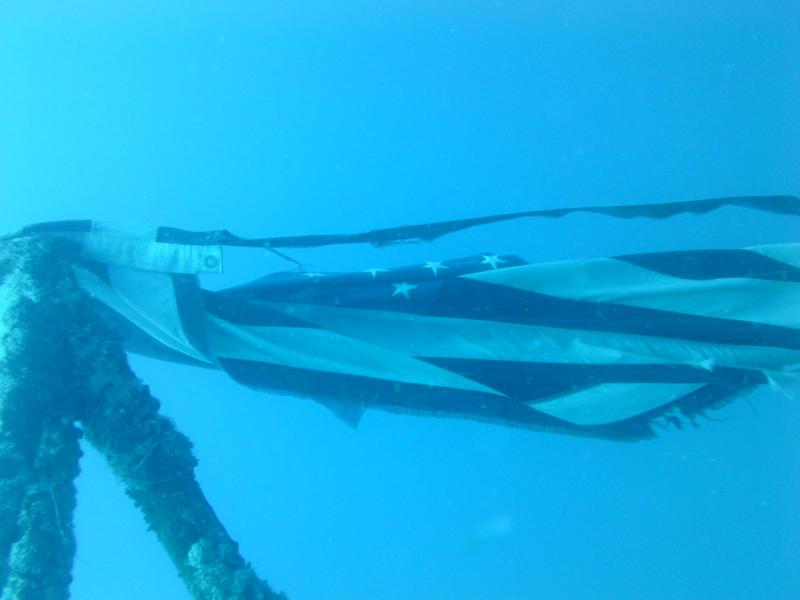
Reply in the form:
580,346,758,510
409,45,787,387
6,195,799,440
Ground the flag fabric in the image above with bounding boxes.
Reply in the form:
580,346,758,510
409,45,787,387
8,196,799,440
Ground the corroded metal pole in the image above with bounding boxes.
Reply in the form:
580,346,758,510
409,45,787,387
0,237,284,600
0,237,82,600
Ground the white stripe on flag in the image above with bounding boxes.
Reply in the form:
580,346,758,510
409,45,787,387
463,255,800,329
204,316,503,395
747,243,800,269
530,382,704,426
73,265,212,364
260,302,800,374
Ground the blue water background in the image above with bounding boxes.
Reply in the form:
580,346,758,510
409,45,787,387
2,3,799,599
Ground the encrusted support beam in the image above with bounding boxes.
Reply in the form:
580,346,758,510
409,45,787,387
0,238,83,600
0,237,284,600
74,317,283,599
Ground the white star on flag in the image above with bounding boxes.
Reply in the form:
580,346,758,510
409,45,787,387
423,261,449,277
481,254,507,270
364,267,389,279
392,282,418,299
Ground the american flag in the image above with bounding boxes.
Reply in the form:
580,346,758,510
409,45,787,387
11,196,800,440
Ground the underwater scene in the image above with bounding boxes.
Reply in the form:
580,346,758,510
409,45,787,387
1,2,798,599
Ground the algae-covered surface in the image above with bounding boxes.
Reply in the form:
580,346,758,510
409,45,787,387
0,238,283,599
